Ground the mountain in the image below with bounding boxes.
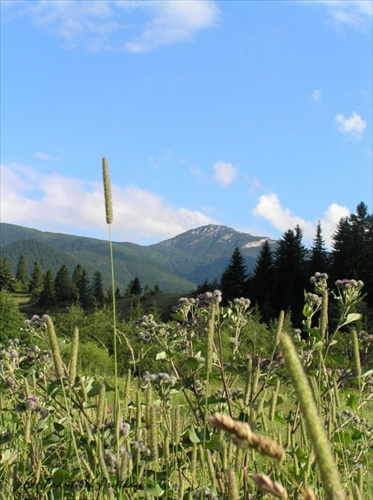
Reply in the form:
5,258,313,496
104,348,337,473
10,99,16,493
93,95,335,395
0,223,276,293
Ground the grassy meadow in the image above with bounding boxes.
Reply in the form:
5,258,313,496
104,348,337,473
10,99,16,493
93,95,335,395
1,160,372,499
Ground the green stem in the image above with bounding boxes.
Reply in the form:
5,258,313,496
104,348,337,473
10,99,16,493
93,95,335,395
280,332,344,500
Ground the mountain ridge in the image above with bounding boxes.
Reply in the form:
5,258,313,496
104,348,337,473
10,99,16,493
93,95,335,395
0,223,276,292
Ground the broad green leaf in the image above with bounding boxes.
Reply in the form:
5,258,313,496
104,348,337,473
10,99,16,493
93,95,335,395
346,394,358,410
340,313,362,328
52,468,69,485
53,422,65,433
333,431,352,444
145,484,164,497
274,413,287,425
188,426,201,443
183,358,200,371
87,380,114,398
351,429,363,441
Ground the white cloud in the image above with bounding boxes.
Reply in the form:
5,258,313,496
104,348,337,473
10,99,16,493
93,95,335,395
252,192,350,247
34,151,60,161
4,0,219,52
0,163,216,244
311,89,321,103
213,161,237,187
335,111,366,139
301,0,372,28
125,0,219,52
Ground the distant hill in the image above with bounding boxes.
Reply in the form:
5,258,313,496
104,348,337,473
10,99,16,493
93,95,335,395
0,223,276,293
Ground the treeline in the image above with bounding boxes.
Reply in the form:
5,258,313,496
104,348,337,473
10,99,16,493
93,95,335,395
0,258,162,308
200,202,373,326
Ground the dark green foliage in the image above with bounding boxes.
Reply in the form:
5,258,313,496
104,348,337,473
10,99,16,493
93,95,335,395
308,222,329,276
248,240,276,323
273,225,307,326
54,264,77,303
126,277,142,297
0,290,25,341
72,264,92,307
332,202,373,306
92,271,105,306
29,261,44,299
220,247,248,302
0,256,14,291
38,269,56,307
15,255,28,285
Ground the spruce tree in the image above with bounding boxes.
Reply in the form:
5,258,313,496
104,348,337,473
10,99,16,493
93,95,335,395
72,264,92,308
0,290,25,341
38,269,56,307
126,277,142,297
15,255,28,285
332,202,373,306
29,261,44,301
92,271,105,306
273,226,307,325
54,265,77,303
308,222,330,277
0,257,14,291
220,247,248,303
248,239,275,323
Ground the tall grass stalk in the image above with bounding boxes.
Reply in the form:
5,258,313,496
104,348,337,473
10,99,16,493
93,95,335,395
102,156,120,463
280,332,344,499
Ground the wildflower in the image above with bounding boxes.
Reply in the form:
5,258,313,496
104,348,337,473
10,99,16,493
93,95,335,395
104,449,116,472
39,407,50,418
24,396,39,411
212,289,222,303
72,481,85,491
193,487,218,499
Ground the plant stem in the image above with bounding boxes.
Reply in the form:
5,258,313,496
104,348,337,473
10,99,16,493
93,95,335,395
280,332,344,500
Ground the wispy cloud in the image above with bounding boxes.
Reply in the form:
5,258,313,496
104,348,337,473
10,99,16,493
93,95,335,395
310,89,321,103
125,0,219,52
335,111,366,139
301,0,372,29
252,192,350,247
0,163,216,244
3,0,219,52
34,151,60,161
213,161,237,187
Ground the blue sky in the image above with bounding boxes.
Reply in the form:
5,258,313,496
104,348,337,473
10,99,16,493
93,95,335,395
1,0,372,247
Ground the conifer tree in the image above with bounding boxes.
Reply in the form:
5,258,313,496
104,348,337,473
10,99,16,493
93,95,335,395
0,290,25,341
72,264,92,308
220,247,248,303
0,257,14,291
38,269,56,307
92,270,105,306
29,261,44,301
273,226,307,325
54,264,77,303
126,277,142,297
15,255,28,285
332,202,373,306
308,222,330,277
248,239,275,323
